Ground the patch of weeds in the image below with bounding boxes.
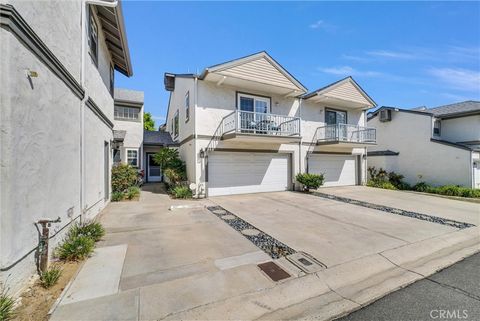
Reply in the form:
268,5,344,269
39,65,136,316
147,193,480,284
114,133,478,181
111,191,124,202
56,235,94,261
68,221,105,242
40,265,62,289
0,290,15,321
170,185,192,199
126,186,140,200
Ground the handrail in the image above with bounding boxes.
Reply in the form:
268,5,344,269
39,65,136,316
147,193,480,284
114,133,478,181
316,124,376,143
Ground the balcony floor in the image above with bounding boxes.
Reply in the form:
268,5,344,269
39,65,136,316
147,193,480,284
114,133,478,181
222,132,301,144
316,140,377,148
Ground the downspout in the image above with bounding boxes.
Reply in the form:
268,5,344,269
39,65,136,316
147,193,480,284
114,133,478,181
80,0,118,222
193,76,199,197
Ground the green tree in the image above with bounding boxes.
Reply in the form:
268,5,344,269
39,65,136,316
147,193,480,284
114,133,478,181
144,112,156,131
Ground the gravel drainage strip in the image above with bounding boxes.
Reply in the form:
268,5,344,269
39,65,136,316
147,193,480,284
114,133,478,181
312,192,475,229
207,205,296,259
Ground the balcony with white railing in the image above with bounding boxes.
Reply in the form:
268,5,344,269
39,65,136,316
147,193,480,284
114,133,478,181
315,124,376,146
219,110,301,143
205,110,301,151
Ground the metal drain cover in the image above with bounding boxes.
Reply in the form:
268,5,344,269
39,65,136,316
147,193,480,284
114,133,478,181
258,262,290,281
286,252,326,273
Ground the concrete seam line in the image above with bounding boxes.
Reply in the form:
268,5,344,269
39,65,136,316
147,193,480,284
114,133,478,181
378,252,425,278
426,276,480,301
314,272,362,307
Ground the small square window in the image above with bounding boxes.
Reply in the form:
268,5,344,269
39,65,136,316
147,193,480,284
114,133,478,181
127,149,138,167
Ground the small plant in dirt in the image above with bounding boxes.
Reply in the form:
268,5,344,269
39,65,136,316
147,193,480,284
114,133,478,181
111,191,124,202
40,265,62,289
170,185,193,199
111,164,137,193
296,173,325,192
68,221,105,242
0,290,15,321
413,181,430,192
126,186,140,200
56,235,94,261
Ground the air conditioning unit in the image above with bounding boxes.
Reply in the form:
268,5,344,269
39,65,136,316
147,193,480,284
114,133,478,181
379,109,392,122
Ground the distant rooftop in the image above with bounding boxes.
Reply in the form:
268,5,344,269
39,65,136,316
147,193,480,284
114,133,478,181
114,88,144,104
143,130,177,146
428,100,480,117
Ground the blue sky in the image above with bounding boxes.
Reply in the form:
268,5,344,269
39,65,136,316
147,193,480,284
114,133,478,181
116,1,480,125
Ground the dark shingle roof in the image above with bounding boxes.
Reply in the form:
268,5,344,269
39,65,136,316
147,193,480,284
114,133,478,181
428,101,480,117
143,130,177,146
367,150,399,156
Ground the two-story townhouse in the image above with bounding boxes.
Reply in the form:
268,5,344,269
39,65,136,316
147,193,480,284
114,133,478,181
367,101,480,188
113,89,145,169
164,52,377,197
0,0,132,294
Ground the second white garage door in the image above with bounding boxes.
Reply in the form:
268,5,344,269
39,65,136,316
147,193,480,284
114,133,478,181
208,152,290,196
308,154,357,187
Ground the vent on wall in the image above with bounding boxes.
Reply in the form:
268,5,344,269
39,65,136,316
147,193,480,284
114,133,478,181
379,109,392,122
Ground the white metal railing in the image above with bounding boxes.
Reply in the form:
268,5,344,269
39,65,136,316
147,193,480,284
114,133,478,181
225,110,300,136
316,124,376,143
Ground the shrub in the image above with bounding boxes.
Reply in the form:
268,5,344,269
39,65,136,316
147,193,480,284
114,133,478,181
126,186,140,200
153,148,187,183
413,182,430,192
296,173,325,192
111,164,137,193
170,185,193,199
40,265,62,288
429,185,480,198
111,191,124,202
0,291,15,321
388,172,405,188
56,235,94,261
68,221,105,242
367,180,397,190
164,168,186,185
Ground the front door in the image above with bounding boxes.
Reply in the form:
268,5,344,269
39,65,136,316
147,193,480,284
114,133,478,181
147,154,162,182
325,109,347,140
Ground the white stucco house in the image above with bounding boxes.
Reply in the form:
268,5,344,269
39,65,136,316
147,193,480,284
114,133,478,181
367,101,480,188
0,0,133,294
164,51,377,197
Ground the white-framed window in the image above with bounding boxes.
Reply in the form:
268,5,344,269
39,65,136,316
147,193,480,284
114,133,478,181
126,149,138,167
433,119,441,136
174,110,179,137
185,91,190,122
237,93,271,114
88,7,98,66
114,106,140,121
325,108,347,125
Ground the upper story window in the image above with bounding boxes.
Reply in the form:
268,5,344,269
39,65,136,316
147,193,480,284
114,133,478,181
110,64,115,96
88,8,98,66
114,106,140,121
433,119,441,136
325,108,347,125
126,149,138,167
185,91,190,122
237,93,270,114
174,110,179,137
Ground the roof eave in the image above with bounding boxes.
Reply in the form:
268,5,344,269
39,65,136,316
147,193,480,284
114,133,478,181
114,1,132,76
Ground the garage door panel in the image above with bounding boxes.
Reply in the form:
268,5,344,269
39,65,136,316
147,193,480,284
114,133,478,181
309,155,356,187
208,152,290,196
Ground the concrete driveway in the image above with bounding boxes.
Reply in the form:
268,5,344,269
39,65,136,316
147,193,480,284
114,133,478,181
50,185,479,321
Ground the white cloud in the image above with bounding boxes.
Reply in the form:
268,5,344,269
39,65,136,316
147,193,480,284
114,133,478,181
309,20,337,32
428,67,480,92
341,54,370,63
366,50,415,59
319,66,382,77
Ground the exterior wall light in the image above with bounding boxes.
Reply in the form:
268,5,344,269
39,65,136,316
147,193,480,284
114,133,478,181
199,148,205,158
25,69,38,78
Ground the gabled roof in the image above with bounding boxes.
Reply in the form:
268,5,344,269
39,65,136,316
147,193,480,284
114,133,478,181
428,100,480,118
94,0,133,76
198,51,308,94
143,130,177,146
303,76,377,107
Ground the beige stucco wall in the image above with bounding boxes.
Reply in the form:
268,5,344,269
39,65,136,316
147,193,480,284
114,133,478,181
368,111,472,187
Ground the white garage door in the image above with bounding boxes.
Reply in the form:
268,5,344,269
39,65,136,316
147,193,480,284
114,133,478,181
308,154,357,187
208,152,290,196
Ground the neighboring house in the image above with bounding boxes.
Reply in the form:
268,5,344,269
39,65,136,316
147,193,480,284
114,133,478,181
113,89,145,169
368,101,480,188
0,0,132,294
164,52,376,197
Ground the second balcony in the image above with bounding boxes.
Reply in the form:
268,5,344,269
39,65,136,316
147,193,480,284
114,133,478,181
315,124,376,147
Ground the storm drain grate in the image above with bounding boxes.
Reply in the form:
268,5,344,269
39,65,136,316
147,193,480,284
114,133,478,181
207,206,296,259
286,252,327,273
258,262,291,281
